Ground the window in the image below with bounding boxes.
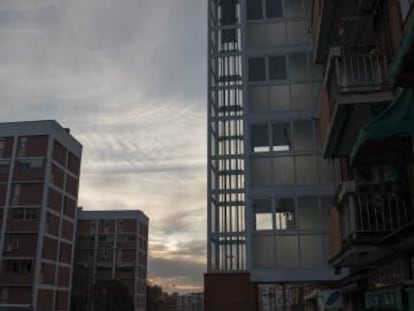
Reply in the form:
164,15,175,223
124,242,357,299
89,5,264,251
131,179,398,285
272,123,290,151
0,139,5,158
0,160,9,172
269,56,287,80
247,0,263,20
11,208,24,220
298,196,320,230
285,0,303,17
293,120,314,151
11,184,20,205
127,235,136,241
5,260,32,274
11,208,37,220
17,159,44,171
275,198,295,230
253,199,273,230
220,0,237,25
251,124,269,152
248,57,266,82
266,0,283,18
17,137,27,157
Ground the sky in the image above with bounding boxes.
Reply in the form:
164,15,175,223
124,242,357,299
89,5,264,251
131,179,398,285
0,0,207,292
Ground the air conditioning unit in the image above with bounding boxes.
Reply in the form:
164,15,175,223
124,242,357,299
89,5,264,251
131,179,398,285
357,0,378,13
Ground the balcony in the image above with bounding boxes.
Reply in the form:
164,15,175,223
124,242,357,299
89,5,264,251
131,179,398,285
329,181,414,267
312,0,377,63
321,47,393,158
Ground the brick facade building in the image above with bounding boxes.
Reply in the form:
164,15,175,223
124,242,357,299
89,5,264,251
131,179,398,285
0,120,82,311
72,209,149,311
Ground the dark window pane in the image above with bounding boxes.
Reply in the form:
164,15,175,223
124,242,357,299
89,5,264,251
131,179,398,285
220,0,237,25
269,56,287,80
247,0,263,20
221,29,237,43
249,57,266,82
272,123,291,151
251,124,269,152
266,0,283,18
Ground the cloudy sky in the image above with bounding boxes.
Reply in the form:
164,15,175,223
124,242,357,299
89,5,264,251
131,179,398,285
0,0,207,292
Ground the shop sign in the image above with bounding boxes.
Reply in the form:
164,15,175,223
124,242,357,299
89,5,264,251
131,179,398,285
365,288,403,310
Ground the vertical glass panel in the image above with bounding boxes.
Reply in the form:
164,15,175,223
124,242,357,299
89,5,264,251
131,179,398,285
247,0,263,20
290,53,308,81
267,22,286,46
318,157,336,183
295,155,318,184
269,85,290,111
275,198,295,230
287,21,310,44
285,0,304,17
251,124,269,152
269,56,287,80
247,24,267,49
272,123,291,151
249,57,266,82
293,120,315,151
266,0,283,18
253,235,275,268
298,196,320,230
276,235,299,267
249,86,269,113
291,84,312,110
272,157,294,185
220,0,237,25
253,199,273,230
252,158,272,186
300,235,323,267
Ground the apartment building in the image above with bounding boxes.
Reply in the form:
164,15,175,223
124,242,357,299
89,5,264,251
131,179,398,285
206,1,345,310
312,0,414,310
72,209,149,311
0,120,82,311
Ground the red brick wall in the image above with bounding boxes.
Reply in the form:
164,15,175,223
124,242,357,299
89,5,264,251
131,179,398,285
56,290,69,310
204,273,257,311
42,237,58,260
57,266,70,287
4,286,32,304
13,160,45,181
120,219,137,233
13,183,43,206
59,242,72,264
41,263,56,285
46,212,60,236
387,0,403,54
67,152,80,177
318,86,330,151
22,136,48,157
65,175,78,197
51,164,65,189
61,219,74,241
48,188,62,212
63,196,76,218
6,233,38,257
53,140,66,166
37,289,54,311
99,219,115,233
77,219,92,234
1,137,14,158
328,207,342,258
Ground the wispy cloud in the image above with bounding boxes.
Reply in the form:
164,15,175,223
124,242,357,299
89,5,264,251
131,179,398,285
0,0,207,291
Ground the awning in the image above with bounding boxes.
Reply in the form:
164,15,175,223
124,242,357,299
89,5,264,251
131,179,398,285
351,89,414,164
390,8,414,79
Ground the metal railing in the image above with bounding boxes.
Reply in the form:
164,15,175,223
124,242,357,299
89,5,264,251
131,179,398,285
340,190,413,242
327,47,391,114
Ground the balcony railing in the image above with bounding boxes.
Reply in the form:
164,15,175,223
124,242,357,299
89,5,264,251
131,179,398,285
327,47,390,114
339,187,413,243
